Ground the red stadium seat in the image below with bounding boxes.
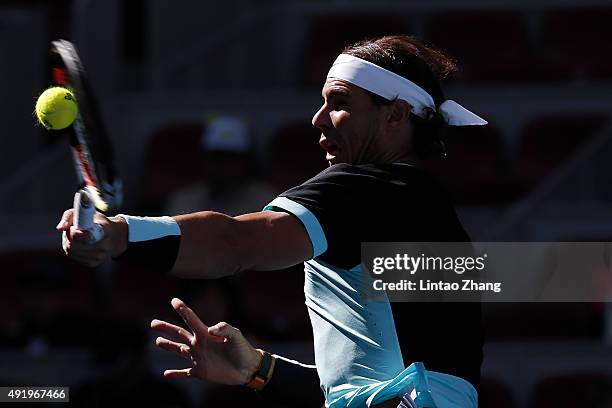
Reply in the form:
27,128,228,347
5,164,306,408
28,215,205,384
142,122,207,212
297,14,410,87
203,376,323,408
423,123,514,206
529,372,612,407
0,249,96,318
511,113,608,195
0,249,97,346
238,266,313,341
110,262,181,322
267,121,328,192
540,7,612,81
425,11,536,83
484,303,604,340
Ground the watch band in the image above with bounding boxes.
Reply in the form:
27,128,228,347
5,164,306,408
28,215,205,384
245,349,276,391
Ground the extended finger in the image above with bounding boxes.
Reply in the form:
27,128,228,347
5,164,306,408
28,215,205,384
171,298,208,335
163,368,194,379
56,209,74,231
151,319,194,343
155,337,192,360
62,231,71,254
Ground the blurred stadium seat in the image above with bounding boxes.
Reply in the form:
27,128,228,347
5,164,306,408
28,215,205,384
238,266,313,341
540,7,612,82
73,374,190,408
71,320,191,408
142,122,207,212
423,123,514,206
484,303,604,340
0,249,96,316
425,10,536,83
267,120,328,192
297,14,410,87
110,262,181,322
511,113,608,195
203,378,322,408
479,377,516,408
529,372,612,407
0,249,96,346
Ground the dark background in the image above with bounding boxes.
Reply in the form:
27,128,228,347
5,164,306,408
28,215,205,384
1,0,612,407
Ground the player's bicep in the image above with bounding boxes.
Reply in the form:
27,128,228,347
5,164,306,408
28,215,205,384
235,211,313,271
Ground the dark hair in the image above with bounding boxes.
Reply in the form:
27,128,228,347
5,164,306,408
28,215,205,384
342,35,458,158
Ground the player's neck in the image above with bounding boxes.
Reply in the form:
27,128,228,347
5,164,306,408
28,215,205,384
379,150,420,167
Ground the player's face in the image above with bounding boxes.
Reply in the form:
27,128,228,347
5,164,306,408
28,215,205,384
312,79,388,165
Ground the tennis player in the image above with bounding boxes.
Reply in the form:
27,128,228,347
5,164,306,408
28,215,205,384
58,35,487,407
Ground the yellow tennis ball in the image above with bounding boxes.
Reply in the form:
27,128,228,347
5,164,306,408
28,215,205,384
35,87,78,130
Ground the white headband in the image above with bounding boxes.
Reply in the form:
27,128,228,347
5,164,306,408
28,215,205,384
327,54,488,126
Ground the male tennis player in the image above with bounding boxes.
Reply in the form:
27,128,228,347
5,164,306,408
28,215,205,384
58,35,486,407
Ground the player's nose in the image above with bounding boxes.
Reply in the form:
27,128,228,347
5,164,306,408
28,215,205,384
311,104,331,130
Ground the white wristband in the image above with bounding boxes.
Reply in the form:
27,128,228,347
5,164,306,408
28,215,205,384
116,214,181,243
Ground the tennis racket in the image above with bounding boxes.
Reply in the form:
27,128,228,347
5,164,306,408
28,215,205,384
73,188,104,241
50,39,122,217
50,39,122,240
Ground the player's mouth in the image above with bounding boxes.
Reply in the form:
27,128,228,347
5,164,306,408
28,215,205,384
319,136,340,161
326,145,340,161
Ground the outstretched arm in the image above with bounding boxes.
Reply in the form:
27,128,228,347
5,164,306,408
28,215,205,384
172,210,312,277
57,209,312,278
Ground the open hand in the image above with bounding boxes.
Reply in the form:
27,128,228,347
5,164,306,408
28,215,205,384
151,298,262,385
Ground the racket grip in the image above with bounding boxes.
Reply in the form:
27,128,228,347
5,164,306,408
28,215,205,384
73,189,104,242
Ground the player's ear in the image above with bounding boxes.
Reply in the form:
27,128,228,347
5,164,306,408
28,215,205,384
386,100,412,129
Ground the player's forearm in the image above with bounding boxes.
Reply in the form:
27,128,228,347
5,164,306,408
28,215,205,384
111,209,310,276
110,211,245,278
171,211,245,278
